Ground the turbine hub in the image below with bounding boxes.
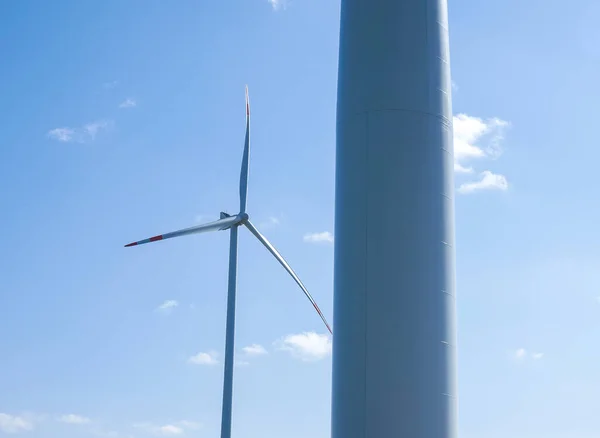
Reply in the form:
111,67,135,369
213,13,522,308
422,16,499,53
238,212,249,224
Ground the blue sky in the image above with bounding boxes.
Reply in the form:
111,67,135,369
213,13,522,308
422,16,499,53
1,0,599,437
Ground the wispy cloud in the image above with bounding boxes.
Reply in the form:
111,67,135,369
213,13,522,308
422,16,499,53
188,351,218,365
83,120,111,140
133,421,201,436
303,231,334,244
47,120,112,143
0,413,35,434
119,98,137,109
47,128,75,142
259,216,281,229
156,300,178,314
514,348,544,361
57,414,90,425
268,0,287,10
275,331,332,362
157,425,182,435
242,344,267,356
133,424,179,436
176,421,201,431
457,170,508,194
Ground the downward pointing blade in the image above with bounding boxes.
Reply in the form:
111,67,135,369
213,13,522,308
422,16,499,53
239,85,250,213
244,220,333,335
124,216,240,247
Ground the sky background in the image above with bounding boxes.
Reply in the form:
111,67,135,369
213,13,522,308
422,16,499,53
1,0,599,437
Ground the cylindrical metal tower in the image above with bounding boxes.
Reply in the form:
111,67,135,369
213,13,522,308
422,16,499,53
332,1,458,437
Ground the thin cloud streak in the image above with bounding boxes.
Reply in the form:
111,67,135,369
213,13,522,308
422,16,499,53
303,231,334,244
242,344,267,356
0,413,34,434
458,170,508,194
47,120,112,143
156,300,178,313
119,98,136,108
275,331,332,362
57,414,90,424
188,351,218,365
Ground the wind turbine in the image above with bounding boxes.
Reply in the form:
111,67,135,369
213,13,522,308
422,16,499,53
124,86,332,438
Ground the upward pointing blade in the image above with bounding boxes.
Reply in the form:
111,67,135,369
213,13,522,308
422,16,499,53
244,220,333,335
239,85,250,213
124,215,240,247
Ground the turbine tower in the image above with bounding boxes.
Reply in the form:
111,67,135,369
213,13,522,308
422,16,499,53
332,0,458,438
125,86,332,438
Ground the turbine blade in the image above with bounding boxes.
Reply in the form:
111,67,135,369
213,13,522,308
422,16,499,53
244,220,333,334
124,216,240,247
239,85,250,213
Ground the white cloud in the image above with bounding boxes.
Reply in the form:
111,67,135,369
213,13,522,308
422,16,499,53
158,425,183,435
188,351,218,365
47,128,75,142
0,413,34,434
83,120,110,140
454,162,474,174
458,170,508,194
453,114,509,164
242,344,267,356
513,348,544,361
156,300,178,313
133,421,200,436
176,421,201,431
133,423,182,436
119,98,137,109
58,414,90,424
276,331,332,362
303,231,334,244
235,360,250,367
260,216,281,229
47,120,112,143
268,0,287,10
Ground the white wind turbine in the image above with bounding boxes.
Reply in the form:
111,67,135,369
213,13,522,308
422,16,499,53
124,86,332,438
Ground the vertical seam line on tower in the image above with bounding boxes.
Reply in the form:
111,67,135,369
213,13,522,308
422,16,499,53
363,110,369,438
425,0,431,118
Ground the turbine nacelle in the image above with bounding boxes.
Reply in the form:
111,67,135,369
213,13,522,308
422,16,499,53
218,212,249,230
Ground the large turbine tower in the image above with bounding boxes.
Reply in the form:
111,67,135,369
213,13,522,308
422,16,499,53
332,1,458,438
125,87,332,438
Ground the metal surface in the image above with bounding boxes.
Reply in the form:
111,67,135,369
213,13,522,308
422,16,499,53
220,225,239,438
332,0,458,437
239,86,250,213
124,216,240,247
